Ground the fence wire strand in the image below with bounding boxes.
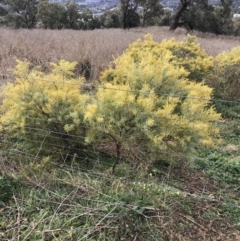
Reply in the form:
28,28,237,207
1,72,240,104
0,74,239,215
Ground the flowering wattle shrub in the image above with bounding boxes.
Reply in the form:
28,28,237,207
84,35,220,165
207,46,240,101
0,35,220,167
0,60,89,160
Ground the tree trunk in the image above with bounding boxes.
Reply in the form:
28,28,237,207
169,0,190,31
142,14,146,27
122,11,128,29
121,0,139,29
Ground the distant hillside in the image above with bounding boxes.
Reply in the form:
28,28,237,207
49,0,119,3
48,0,240,10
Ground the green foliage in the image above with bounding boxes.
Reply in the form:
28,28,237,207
196,152,240,189
170,0,234,35
160,34,214,82
125,10,140,28
233,18,240,36
120,0,164,28
77,8,101,30
0,59,89,161
0,0,38,28
84,35,220,166
181,4,233,35
206,46,240,117
157,10,173,26
0,174,14,205
137,0,164,27
120,0,141,29
101,10,122,28
0,4,8,17
208,46,240,101
212,2,233,35
65,0,81,29
1,160,239,240
37,1,67,29
196,116,240,188
0,0,102,30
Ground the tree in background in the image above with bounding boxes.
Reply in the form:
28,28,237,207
120,0,140,29
0,0,236,35
178,0,211,32
101,9,122,28
138,0,163,27
37,0,67,29
0,0,100,30
65,0,80,29
233,17,240,35
157,9,173,26
0,4,10,26
79,8,101,30
169,0,191,31
0,3,8,17
169,0,215,31
120,0,164,28
0,0,38,28
104,13,121,28
170,0,233,34
212,0,233,35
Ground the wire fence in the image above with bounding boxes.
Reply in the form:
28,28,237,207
1,72,240,104
0,74,239,213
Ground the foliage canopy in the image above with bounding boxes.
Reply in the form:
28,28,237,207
0,60,89,160
158,35,214,82
206,46,240,118
84,35,220,165
208,46,240,101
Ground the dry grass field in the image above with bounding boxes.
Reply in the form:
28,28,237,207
0,26,240,84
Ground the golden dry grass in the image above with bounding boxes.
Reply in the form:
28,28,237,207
0,26,239,84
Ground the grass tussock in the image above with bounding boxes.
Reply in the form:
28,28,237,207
0,154,240,241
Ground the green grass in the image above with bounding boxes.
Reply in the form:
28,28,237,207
1,101,240,241
195,115,240,190
1,152,240,241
